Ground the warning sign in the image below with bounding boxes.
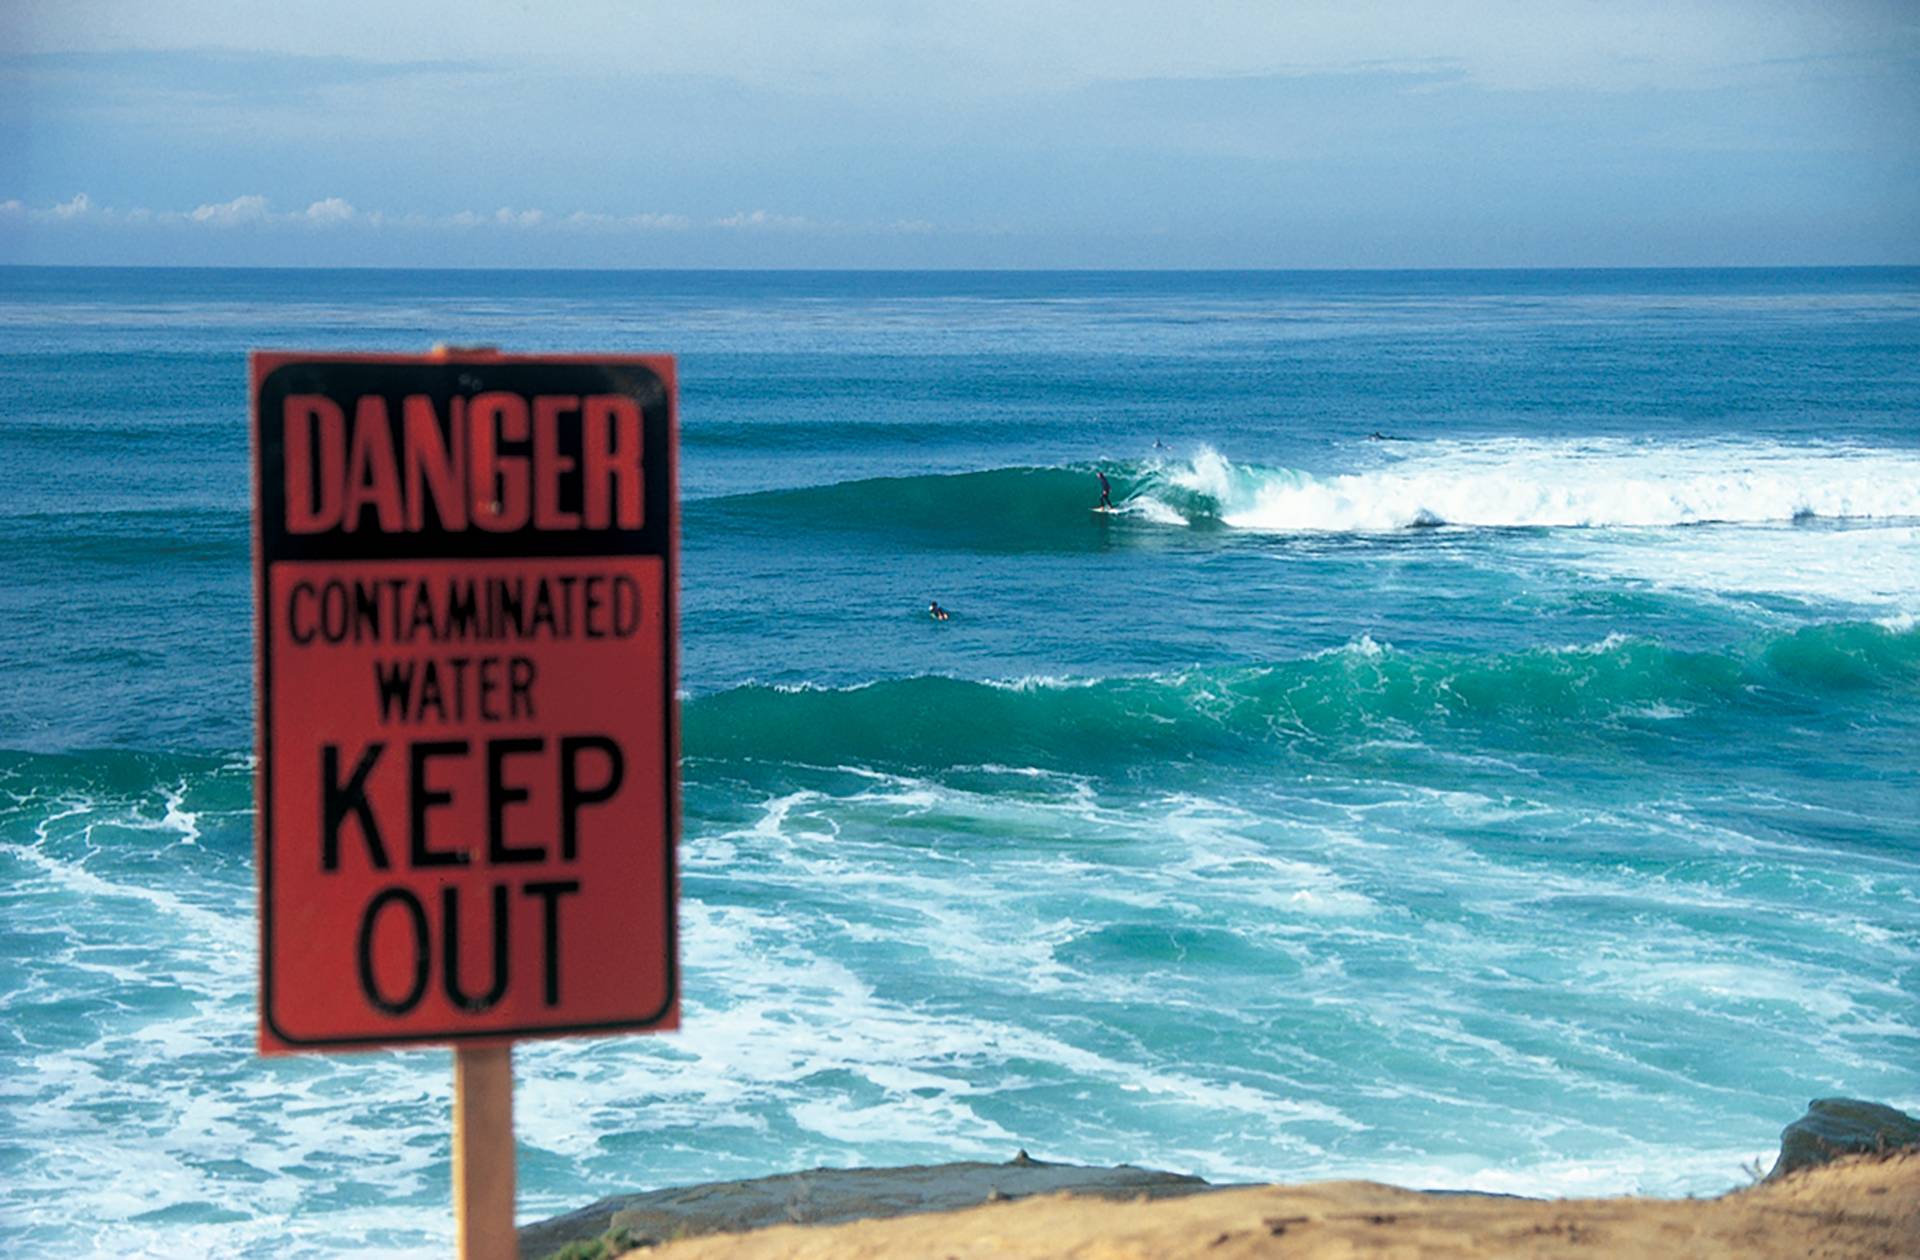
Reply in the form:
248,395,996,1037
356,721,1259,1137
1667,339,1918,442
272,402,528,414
252,352,678,1052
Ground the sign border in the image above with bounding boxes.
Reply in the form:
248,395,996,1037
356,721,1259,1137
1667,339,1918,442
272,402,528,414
252,349,681,1052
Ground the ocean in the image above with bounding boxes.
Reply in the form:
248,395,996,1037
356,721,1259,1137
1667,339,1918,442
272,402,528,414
2,266,1917,1256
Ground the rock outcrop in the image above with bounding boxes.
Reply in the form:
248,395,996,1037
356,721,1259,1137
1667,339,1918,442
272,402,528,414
1766,1097,1920,1180
539,1151,1920,1260
519,1151,1214,1258
520,1098,1920,1258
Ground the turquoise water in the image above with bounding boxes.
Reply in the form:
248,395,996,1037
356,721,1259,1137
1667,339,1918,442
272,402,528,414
2,267,1918,1256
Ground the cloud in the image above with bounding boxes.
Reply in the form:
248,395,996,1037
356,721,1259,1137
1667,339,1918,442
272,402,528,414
642,214,693,230
18,3,1910,103
3,49,495,116
710,209,946,235
303,197,356,223
2,194,937,248
563,210,692,231
189,194,271,226
716,209,811,230
24,193,103,223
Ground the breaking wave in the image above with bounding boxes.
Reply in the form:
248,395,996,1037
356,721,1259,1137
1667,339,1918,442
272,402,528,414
698,439,1920,545
1137,442,1920,532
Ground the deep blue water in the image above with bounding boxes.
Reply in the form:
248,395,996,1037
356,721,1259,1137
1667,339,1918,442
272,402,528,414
2,266,1918,1257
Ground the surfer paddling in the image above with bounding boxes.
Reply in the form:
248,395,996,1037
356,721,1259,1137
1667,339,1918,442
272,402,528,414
929,601,950,621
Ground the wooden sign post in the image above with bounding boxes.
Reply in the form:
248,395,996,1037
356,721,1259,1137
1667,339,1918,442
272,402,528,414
251,350,681,1258
455,1044,517,1260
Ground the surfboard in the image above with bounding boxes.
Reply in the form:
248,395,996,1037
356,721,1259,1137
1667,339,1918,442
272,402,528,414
1091,505,1121,515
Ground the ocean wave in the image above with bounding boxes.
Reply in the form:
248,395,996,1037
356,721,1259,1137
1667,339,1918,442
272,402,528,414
0,506,249,568
698,465,1120,551
698,440,1920,545
5,621,1913,780
1155,441,1920,532
685,620,1920,770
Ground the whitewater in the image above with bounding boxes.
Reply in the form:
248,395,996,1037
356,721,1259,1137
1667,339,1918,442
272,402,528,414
1125,440,1920,531
2,266,1917,1258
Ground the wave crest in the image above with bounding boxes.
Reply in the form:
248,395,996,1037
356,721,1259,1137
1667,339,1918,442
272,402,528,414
686,620,1920,770
1130,442,1920,532
700,440,1920,545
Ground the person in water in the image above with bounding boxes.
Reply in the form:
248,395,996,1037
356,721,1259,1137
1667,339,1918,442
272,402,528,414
1096,471,1113,509
929,601,950,621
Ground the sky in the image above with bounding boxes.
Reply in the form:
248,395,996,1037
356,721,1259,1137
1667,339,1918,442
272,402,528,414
3,1,1917,268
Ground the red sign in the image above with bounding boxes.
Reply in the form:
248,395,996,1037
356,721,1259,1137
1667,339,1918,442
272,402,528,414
252,351,678,1052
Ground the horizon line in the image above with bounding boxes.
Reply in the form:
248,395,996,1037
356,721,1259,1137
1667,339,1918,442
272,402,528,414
3,262,1917,275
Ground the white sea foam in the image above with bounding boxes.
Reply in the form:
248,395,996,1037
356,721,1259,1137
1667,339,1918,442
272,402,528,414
1311,633,1389,659
1125,496,1190,525
1140,440,1920,533
1124,439,1920,610
1331,1144,1779,1199
5,743,1918,1256
1549,522,1920,610
17,800,242,947
983,673,1100,691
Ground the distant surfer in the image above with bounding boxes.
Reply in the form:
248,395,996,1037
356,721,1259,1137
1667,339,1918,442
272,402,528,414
1096,471,1113,509
929,600,950,621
